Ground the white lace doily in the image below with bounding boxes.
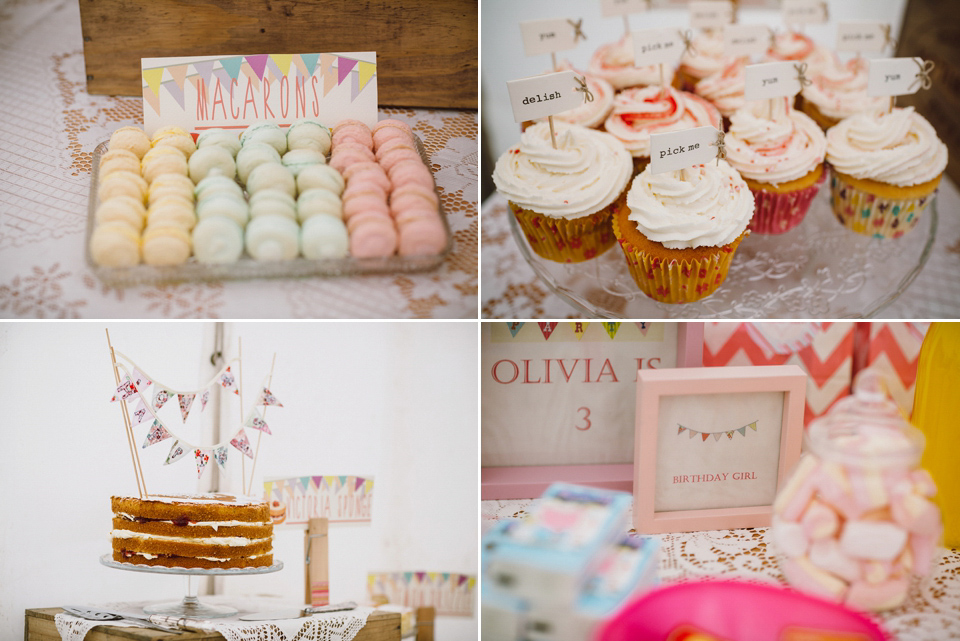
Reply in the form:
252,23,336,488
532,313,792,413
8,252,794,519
482,499,960,640
54,598,373,641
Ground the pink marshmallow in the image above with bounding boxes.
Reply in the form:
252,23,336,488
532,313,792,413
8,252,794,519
839,520,908,561
908,530,941,574
891,493,941,535
814,462,860,518
861,560,894,584
848,469,889,514
801,499,840,540
773,455,821,522
808,539,861,583
845,577,909,611
780,556,848,601
771,517,810,558
910,469,938,498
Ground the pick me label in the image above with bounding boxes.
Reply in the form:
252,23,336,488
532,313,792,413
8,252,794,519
723,24,771,57
600,0,650,18
506,70,586,122
867,58,933,98
650,126,723,174
632,28,686,67
689,0,734,30
782,0,828,25
744,61,804,102
836,21,891,53
519,18,582,57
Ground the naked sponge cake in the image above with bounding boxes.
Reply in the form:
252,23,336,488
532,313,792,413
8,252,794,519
111,493,273,569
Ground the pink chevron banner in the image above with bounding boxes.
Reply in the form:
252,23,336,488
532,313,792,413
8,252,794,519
141,51,378,136
858,322,928,413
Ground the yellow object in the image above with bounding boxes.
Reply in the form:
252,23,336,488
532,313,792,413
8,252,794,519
911,322,960,548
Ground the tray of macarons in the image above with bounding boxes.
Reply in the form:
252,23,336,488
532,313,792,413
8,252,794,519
86,118,452,287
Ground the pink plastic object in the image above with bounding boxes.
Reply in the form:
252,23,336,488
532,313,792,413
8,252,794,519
596,580,889,641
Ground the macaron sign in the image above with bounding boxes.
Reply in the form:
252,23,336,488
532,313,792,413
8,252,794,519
140,52,378,136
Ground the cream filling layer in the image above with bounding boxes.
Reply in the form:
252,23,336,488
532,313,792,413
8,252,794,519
131,552,269,561
117,513,271,529
112,530,272,546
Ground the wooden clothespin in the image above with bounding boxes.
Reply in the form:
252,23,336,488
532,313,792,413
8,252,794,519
304,518,329,606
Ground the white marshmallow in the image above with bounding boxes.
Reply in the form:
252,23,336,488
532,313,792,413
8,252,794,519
840,520,908,561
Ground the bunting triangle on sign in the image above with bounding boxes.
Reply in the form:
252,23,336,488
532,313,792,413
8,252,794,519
749,422,758,431
195,448,211,478
230,429,255,458
702,433,709,441
143,421,172,448
635,322,649,336
678,426,686,435
165,440,187,465
178,393,196,423
603,322,621,340
337,57,358,85
321,53,337,96
738,427,746,436
357,60,376,91
167,64,188,90
246,54,269,80
220,367,238,394
220,56,244,80
351,68,360,102
300,53,320,76
164,81,186,110
507,322,524,337
713,433,722,441
143,67,164,96
727,431,734,439
111,377,137,402
192,59,215,84
538,322,558,340
689,429,698,439
570,323,587,340
270,54,294,78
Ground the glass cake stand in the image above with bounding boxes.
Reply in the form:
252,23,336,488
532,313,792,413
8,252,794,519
100,555,283,618
509,188,937,319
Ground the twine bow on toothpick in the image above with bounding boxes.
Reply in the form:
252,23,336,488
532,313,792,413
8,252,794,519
820,1,829,22
881,24,897,52
768,27,779,51
911,59,935,92
794,62,812,88
680,29,698,57
568,19,586,43
574,75,594,103
713,130,726,166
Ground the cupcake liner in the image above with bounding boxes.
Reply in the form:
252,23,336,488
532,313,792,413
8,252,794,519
829,168,937,239
748,170,826,234
613,213,747,304
511,193,624,263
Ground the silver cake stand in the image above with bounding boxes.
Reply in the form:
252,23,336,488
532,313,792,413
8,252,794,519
101,555,283,618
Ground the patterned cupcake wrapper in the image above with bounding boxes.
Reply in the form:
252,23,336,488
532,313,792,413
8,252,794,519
748,171,825,235
511,199,620,263
829,169,934,239
616,233,746,304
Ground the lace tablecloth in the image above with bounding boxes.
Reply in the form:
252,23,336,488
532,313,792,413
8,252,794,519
0,0,477,319
481,175,960,319
482,499,960,640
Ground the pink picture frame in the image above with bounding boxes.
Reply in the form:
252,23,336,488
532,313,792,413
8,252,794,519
633,365,807,534
481,323,705,500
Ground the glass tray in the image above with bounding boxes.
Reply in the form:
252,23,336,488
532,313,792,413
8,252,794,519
86,137,453,288
509,187,937,319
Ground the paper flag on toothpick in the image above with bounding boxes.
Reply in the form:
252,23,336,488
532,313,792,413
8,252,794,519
257,387,283,407
165,440,187,465
110,378,137,402
143,421,172,448
178,393,196,423
220,367,239,395
230,429,255,458
245,409,272,434
153,388,171,411
195,448,211,478
214,445,229,470
200,390,210,412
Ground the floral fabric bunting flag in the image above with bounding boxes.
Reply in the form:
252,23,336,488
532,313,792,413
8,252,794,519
200,389,210,412
131,368,152,390
257,387,283,407
132,399,151,425
220,367,239,395
153,389,171,411
143,421,172,448
214,445,229,469
165,440,187,465
110,377,137,402
230,429,255,458
244,409,272,434
178,393,196,423
195,448,210,477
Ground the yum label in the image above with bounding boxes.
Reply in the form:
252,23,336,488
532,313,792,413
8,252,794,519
600,0,650,18
867,58,930,97
632,28,685,67
744,61,804,101
506,70,585,122
836,21,891,53
782,0,828,25
689,0,734,30
723,24,771,57
519,18,580,57
650,126,722,174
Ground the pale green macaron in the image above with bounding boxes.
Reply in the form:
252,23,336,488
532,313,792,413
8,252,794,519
249,189,297,221
296,163,344,196
236,142,282,185
196,128,242,157
196,193,250,228
296,188,343,222
281,149,326,177
240,122,287,155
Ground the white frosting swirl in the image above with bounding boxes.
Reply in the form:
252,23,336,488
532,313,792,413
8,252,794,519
695,59,746,118
626,161,754,249
801,56,889,121
588,36,674,89
680,31,738,81
725,98,826,185
825,107,948,186
493,122,632,218
767,34,833,78
604,86,721,158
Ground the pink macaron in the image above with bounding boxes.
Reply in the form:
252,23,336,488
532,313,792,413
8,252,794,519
398,218,446,256
331,141,376,162
342,161,385,182
332,123,373,150
347,209,393,234
379,148,427,173
374,136,417,162
343,182,389,204
343,168,391,193
394,205,441,227
343,194,390,220
329,149,374,174
372,119,414,147
349,218,398,258
389,162,435,191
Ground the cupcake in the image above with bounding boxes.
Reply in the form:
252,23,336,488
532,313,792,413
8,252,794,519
800,56,889,131
724,97,827,234
612,161,754,303
675,30,739,93
493,121,632,263
766,31,834,110
603,86,721,172
589,36,676,90
694,58,747,125
825,107,947,239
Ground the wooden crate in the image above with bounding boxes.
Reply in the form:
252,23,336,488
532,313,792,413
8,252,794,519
25,608,401,641
78,0,477,109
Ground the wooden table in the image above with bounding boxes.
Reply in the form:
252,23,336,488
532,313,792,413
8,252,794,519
25,608,401,641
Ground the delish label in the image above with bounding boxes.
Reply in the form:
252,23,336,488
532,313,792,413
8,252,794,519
632,28,686,67
600,0,650,18
867,58,930,97
689,0,734,30
506,70,585,123
723,24,771,57
836,21,891,53
519,18,580,57
782,0,828,25
650,126,722,174
744,61,804,102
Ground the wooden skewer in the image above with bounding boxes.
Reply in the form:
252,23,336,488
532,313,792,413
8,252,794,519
106,328,146,498
238,337,245,495
659,63,666,99
623,16,630,40
247,353,277,497
547,116,557,149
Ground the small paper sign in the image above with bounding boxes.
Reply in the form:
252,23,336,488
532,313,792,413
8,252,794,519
265,475,374,526
744,61,804,101
650,126,722,174
690,0,734,30
368,572,477,617
519,18,583,57
782,0,828,25
141,52,378,136
600,0,650,17
724,24,771,57
867,57,933,98
836,22,892,53
632,28,686,67
506,70,586,123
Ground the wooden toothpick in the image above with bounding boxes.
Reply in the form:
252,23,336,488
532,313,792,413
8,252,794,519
551,52,558,72
623,15,630,40
238,337,246,495
659,63,666,99
106,328,146,499
247,353,277,497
